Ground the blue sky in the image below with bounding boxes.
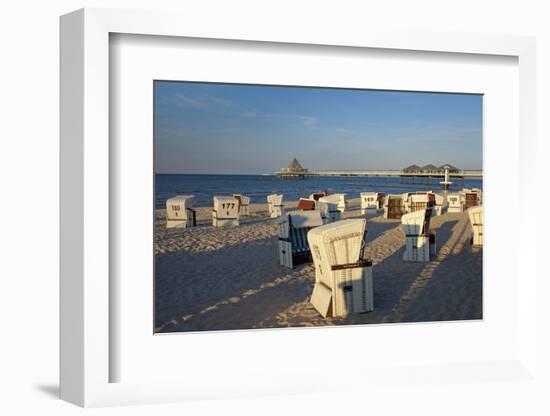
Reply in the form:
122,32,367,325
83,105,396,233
154,81,482,174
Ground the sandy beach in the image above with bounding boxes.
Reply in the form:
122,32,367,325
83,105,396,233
154,198,482,333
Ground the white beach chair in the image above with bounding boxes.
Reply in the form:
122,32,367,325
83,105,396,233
472,188,483,205
408,193,436,216
376,192,385,210
401,208,436,262
212,196,240,227
267,194,284,218
464,190,480,210
308,219,374,318
384,194,406,219
309,192,327,201
433,193,445,216
468,205,483,246
165,195,196,229
360,192,382,215
319,193,347,213
447,193,465,213
233,194,250,216
278,210,323,268
401,193,413,214
317,197,341,223
297,198,317,211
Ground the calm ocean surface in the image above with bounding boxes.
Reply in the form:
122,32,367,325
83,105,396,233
155,174,483,209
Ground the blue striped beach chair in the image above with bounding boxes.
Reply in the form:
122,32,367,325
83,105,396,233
278,211,323,268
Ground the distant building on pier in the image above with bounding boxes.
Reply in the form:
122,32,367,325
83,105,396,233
400,163,466,187
277,158,311,179
438,164,461,173
402,164,421,174
401,163,463,175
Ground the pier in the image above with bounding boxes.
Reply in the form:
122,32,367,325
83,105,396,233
277,159,482,185
307,169,482,178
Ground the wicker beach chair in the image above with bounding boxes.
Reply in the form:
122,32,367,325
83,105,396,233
401,193,413,214
165,195,196,229
472,188,483,205
309,191,328,201
278,210,323,268
408,193,433,213
212,196,240,227
297,198,316,211
468,205,483,246
232,194,250,216
447,193,465,213
464,191,479,209
384,194,406,219
317,196,341,223
307,219,374,318
318,193,347,213
433,193,445,216
376,192,385,210
401,208,436,262
360,192,380,215
267,194,284,218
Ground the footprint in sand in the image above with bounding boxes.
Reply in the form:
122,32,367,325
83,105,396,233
242,289,259,297
200,305,219,313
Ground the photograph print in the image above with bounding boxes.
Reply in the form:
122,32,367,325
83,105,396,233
154,81,483,333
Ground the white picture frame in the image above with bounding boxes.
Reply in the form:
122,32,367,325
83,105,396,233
60,8,538,408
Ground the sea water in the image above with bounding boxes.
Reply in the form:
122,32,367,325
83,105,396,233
155,174,483,208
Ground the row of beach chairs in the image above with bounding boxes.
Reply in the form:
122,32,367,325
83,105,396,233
165,189,482,319
382,188,482,219
448,188,482,213
166,191,348,229
279,206,438,267
382,192,443,220
167,188,482,230
271,192,347,224
166,194,250,228
278,200,483,319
